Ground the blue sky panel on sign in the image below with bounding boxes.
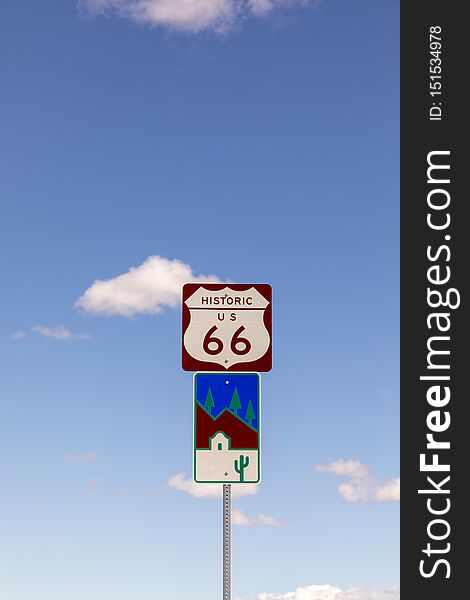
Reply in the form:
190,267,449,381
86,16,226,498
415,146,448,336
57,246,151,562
195,373,259,431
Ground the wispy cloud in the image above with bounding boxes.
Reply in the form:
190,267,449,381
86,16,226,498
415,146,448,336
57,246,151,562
85,476,102,492
234,584,400,600
315,459,400,503
167,472,258,499
67,452,98,463
75,255,221,317
315,459,371,479
80,0,316,34
248,0,273,17
232,509,286,527
32,325,91,341
8,331,26,340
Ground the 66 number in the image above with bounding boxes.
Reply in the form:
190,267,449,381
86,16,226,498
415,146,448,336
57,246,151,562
203,325,252,356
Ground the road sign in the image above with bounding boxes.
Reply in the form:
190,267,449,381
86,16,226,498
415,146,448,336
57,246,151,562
182,283,272,372
193,372,260,484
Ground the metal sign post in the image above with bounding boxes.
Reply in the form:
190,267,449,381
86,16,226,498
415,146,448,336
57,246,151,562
223,484,231,600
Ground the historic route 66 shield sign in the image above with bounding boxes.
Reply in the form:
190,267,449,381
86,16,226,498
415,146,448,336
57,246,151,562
182,283,272,372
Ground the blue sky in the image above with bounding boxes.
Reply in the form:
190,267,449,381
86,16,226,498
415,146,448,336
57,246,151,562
0,1,399,599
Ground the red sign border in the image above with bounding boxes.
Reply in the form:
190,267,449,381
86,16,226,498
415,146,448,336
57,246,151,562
182,283,272,372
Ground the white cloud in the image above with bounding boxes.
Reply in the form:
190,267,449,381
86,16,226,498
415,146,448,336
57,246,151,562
167,472,258,498
234,584,400,600
32,325,91,341
372,478,400,502
8,331,26,340
75,255,221,317
232,509,285,526
167,476,281,522
336,481,370,503
68,452,98,463
315,459,400,503
80,0,316,33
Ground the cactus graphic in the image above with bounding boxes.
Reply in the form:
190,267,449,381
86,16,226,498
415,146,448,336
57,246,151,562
234,454,250,482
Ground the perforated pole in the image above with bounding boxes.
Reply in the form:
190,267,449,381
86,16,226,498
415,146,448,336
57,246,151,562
223,483,231,600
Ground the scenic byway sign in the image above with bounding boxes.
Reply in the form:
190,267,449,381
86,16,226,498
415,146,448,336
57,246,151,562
193,372,260,484
182,283,272,372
